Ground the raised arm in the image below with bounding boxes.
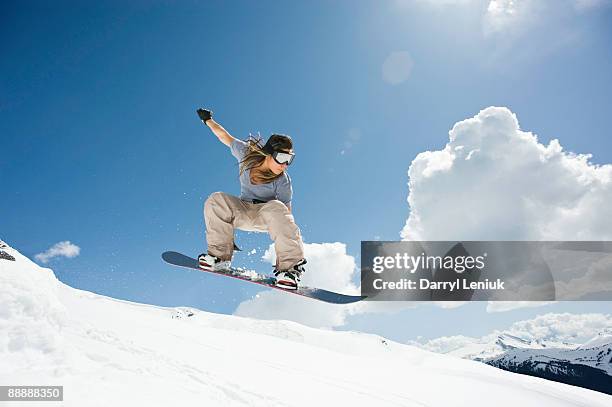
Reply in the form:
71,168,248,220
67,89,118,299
196,108,236,147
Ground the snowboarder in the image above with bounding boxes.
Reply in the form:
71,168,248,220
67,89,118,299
196,108,307,290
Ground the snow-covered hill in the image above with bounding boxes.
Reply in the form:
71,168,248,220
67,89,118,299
1,243,611,406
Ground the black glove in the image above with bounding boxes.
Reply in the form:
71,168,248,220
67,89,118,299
197,108,213,123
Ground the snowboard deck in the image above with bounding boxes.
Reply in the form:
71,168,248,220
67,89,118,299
162,251,365,304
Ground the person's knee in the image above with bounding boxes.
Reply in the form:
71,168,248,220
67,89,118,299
205,191,226,209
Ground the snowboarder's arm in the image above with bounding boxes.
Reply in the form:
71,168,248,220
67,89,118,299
197,108,236,147
206,119,236,147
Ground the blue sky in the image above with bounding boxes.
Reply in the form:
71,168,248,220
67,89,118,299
2,0,611,342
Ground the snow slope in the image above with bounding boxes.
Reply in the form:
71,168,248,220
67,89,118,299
1,244,611,406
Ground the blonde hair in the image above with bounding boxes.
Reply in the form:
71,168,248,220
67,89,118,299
239,134,283,184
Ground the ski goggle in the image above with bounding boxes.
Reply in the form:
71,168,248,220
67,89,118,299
272,151,295,166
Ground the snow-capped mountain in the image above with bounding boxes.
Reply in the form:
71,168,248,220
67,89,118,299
414,320,611,394
579,329,612,351
427,333,576,362
486,334,612,395
1,242,611,406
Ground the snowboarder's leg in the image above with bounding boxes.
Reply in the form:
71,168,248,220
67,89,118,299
256,200,305,270
203,192,249,261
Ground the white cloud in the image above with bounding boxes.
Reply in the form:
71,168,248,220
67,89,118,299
35,241,81,264
411,334,477,354
433,301,470,309
417,312,612,353
401,106,612,242
553,253,612,300
486,301,555,313
401,106,612,312
234,242,362,329
503,312,612,343
382,51,414,85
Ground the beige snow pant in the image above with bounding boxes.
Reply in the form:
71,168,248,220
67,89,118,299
204,192,304,270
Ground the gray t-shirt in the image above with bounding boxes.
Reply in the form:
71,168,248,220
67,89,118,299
230,139,292,206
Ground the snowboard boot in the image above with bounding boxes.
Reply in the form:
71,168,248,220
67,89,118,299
274,259,307,290
198,253,231,272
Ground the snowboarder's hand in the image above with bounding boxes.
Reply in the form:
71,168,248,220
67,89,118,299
197,108,213,123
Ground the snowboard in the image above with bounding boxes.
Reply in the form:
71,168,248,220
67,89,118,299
162,251,366,304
